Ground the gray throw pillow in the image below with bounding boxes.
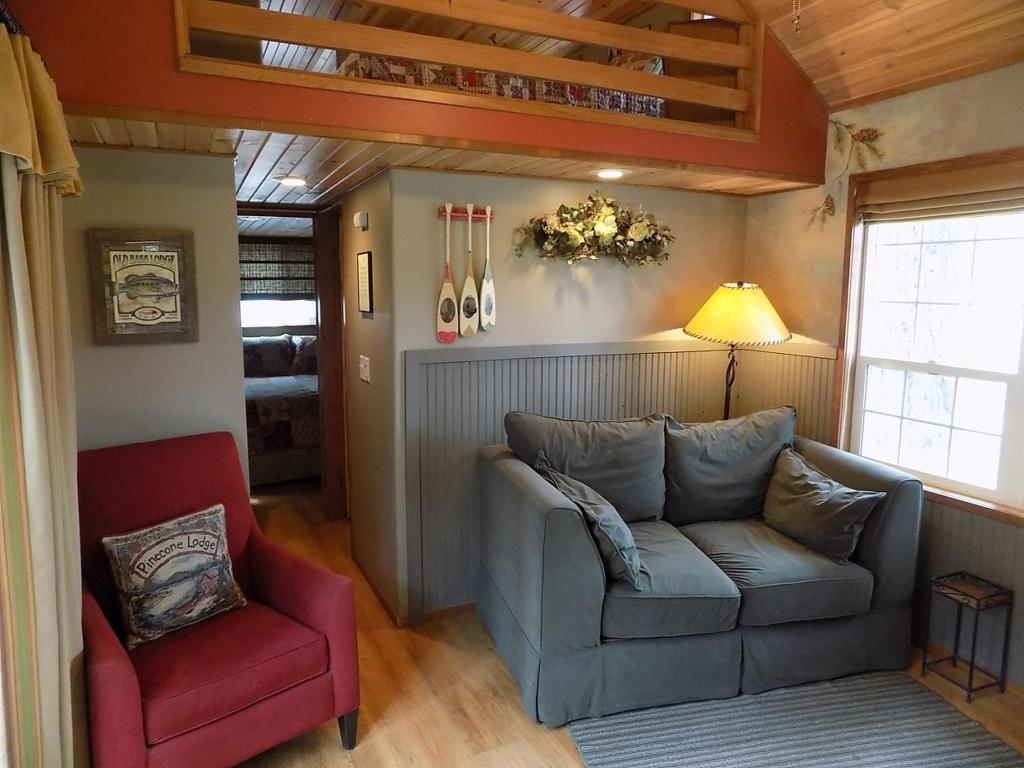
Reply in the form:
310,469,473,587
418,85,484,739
663,406,796,525
505,411,665,523
535,453,644,591
765,448,886,562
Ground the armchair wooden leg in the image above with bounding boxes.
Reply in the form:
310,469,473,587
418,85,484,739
338,708,358,750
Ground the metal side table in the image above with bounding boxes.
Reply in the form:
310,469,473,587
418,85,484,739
922,571,1013,702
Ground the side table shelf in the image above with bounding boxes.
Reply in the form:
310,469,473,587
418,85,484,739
922,571,1013,702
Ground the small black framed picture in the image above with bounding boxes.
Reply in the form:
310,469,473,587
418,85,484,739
357,251,373,313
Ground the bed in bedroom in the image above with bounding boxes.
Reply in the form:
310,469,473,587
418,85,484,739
339,51,667,118
242,334,321,486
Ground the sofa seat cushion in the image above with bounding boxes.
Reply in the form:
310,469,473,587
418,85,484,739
130,600,328,745
602,521,740,640
681,519,873,627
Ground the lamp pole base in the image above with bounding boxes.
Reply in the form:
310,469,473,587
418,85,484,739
723,344,737,420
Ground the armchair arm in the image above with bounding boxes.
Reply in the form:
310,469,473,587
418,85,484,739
795,437,923,610
478,446,605,655
82,588,146,768
249,530,359,715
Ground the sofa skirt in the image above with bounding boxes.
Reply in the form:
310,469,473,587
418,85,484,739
479,566,912,726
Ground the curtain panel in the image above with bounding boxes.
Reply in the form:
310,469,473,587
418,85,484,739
0,27,83,768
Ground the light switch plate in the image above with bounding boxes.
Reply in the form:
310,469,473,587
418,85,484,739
359,355,371,383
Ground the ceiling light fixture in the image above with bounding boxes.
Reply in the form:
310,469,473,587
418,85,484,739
593,168,629,180
274,175,307,188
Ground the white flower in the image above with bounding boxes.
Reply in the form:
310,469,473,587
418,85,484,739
627,221,650,241
594,214,617,238
543,214,560,233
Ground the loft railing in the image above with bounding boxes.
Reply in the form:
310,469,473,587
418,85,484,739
173,0,765,141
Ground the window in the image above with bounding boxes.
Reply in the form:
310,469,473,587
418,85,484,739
850,210,1024,507
240,298,318,328
238,237,316,329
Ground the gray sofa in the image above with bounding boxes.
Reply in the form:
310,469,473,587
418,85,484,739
477,416,923,727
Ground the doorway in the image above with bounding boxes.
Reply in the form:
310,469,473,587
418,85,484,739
237,204,348,519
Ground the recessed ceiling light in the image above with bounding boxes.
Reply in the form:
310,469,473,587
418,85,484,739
274,175,307,188
593,168,629,180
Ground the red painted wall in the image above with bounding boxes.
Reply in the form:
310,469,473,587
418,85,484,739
12,0,828,181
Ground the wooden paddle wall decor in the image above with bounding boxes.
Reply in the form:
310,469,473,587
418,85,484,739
435,204,495,344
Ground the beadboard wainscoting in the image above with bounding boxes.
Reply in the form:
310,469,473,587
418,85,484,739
403,338,1024,683
733,347,837,445
403,341,837,619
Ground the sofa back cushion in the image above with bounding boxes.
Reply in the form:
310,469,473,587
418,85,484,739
764,447,885,562
242,335,294,377
505,411,665,523
663,406,796,525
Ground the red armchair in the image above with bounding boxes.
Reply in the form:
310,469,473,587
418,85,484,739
78,432,359,768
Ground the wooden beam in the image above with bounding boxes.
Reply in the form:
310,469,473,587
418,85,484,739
185,0,750,111
657,0,752,24
359,0,753,69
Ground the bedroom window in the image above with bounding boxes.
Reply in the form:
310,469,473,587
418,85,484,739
849,210,1024,507
239,237,316,328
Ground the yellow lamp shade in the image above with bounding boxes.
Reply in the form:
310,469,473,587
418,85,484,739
683,282,791,346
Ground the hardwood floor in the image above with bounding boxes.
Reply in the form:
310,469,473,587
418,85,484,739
246,482,1024,766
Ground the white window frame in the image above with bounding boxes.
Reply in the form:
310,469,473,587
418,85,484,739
847,213,1024,509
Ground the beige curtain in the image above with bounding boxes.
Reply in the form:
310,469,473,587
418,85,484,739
0,27,83,768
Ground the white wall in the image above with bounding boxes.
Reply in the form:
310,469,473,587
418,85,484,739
390,169,748,350
64,147,248,466
341,173,403,614
745,62,1024,346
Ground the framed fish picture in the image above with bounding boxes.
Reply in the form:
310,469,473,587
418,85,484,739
88,229,198,344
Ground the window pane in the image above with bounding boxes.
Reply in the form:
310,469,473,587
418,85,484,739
873,220,924,245
958,303,1024,374
974,210,1024,240
918,242,973,303
973,240,1024,304
861,412,901,463
899,420,949,476
240,299,318,328
923,217,976,242
865,366,905,416
953,378,1007,435
948,430,1001,489
911,303,966,365
903,371,954,424
861,303,915,359
866,244,920,302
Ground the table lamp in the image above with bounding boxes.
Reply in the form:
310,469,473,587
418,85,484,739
683,281,791,420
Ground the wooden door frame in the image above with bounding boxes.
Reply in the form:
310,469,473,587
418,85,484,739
238,202,350,519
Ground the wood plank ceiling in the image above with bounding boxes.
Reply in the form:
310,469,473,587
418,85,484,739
746,0,1024,109
62,1,1024,208
259,0,654,67
64,115,810,205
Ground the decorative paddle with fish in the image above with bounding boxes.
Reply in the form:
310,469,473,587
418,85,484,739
479,205,496,332
436,202,459,344
459,203,480,337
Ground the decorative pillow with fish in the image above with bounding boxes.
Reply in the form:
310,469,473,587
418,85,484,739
102,505,246,648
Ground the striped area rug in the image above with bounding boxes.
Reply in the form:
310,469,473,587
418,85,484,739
569,673,1024,768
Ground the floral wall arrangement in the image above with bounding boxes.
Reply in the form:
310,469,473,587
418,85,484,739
810,119,885,224
514,193,674,266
